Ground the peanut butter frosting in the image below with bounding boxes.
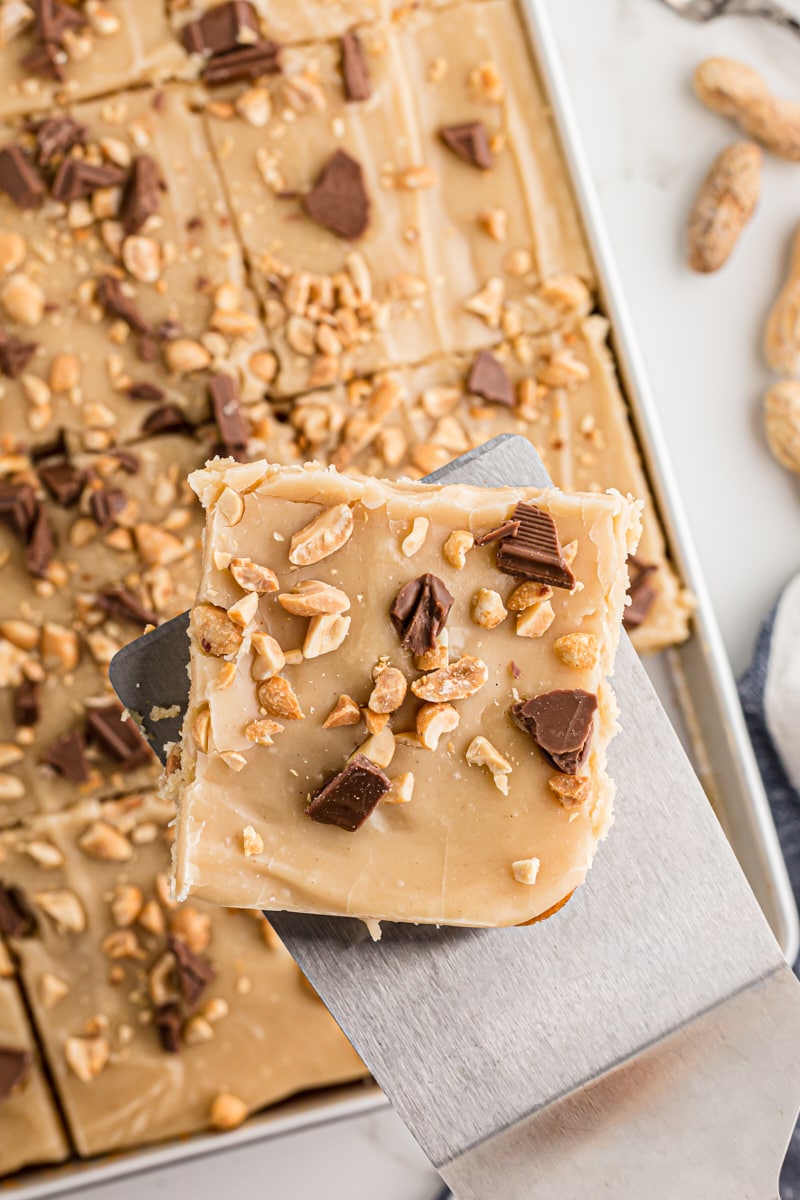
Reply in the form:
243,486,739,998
0,954,69,1175
0,794,366,1155
173,459,641,926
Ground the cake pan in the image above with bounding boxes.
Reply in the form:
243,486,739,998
5,1,797,1193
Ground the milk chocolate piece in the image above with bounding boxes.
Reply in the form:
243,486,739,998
38,461,85,506
624,556,659,630
95,274,150,334
33,116,88,166
181,1,259,56
154,1003,182,1054
390,572,454,655
21,42,63,82
495,503,576,589
468,350,514,407
0,332,37,379
307,755,390,832
120,154,163,235
475,519,520,546
168,935,215,1008
34,0,87,46
51,158,128,204
0,145,45,209
140,403,194,437
303,149,370,240
86,702,151,768
89,486,127,530
200,40,281,86
13,678,40,728
511,689,598,775
340,30,371,102
95,585,159,629
209,373,248,452
25,503,54,578
128,381,165,401
439,121,493,170
0,1046,32,1101
0,483,37,538
0,884,36,938
109,447,141,474
42,730,89,783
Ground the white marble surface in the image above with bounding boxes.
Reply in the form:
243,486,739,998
66,2,800,1195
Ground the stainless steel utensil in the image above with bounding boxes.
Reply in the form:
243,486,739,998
110,434,800,1200
658,0,800,35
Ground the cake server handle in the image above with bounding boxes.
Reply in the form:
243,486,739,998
434,962,800,1200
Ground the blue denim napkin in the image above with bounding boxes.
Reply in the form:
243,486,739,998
739,578,800,1199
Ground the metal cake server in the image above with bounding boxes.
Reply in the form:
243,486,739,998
658,0,800,36
110,435,800,1200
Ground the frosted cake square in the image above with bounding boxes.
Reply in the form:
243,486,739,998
171,460,640,927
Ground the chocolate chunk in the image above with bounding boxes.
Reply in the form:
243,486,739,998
95,275,150,334
439,121,493,170
390,573,454,656
340,31,371,101
109,447,141,474
181,1,259,55
42,730,89,783
95,585,158,629
51,158,128,204
0,1047,33,1102
168,935,215,1008
85,702,151,768
0,146,45,210
29,427,66,462
0,884,36,938
209,373,248,452
511,689,598,775
120,155,163,235
200,40,281,86
303,150,370,241
13,678,40,727
21,38,65,79
34,0,87,45
467,350,514,408
156,318,182,342
154,1003,182,1054
25,502,54,578
89,486,127,530
0,331,37,379
474,519,520,546
38,461,85,506
307,754,390,832
128,381,164,401
495,503,576,589
33,116,88,167
0,483,36,540
624,556,659,630
140,404,194,438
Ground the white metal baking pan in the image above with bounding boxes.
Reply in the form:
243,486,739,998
5,2,798,1195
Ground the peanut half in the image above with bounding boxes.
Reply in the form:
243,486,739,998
765,226,800,376
687,141,761,273
764,380,800,473
694,57,800,161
